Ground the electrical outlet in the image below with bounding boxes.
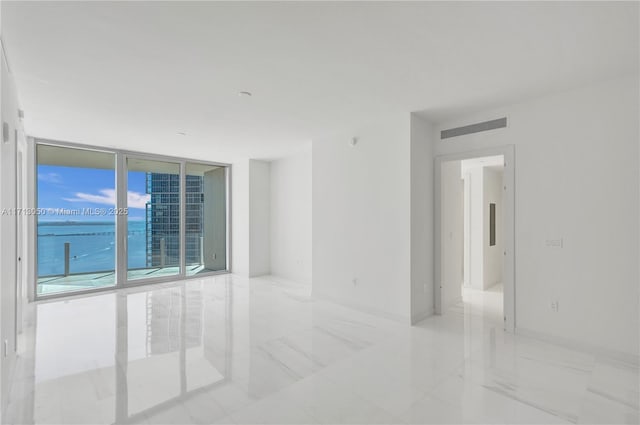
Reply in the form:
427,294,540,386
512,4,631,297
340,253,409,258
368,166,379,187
545,238,563,248
212,253,217,260
3,340,8,357
550,301,559,312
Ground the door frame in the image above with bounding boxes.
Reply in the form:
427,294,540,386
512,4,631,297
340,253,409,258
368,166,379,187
16,149,22,340
119,153,185,286
434,145,515,331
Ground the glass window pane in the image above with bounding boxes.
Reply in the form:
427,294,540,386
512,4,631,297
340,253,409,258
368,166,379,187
185,163,227,276
36,145,116,295
127,158,181,281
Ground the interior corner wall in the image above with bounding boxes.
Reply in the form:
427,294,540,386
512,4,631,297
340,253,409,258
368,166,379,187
270,147,312,284
312,112,412,323
248,159,270,277
410,113,435,323
433,75,640,358
231,159,250,276
440,160,463,308
231,159,271,278
0,38,21,415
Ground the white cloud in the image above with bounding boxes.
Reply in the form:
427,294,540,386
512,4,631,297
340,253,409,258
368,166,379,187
64,189,116,206
64,189,150,209
126,191,151,209
38,172,62,184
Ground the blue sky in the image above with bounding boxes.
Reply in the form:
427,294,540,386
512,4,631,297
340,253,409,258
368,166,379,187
38,165,148,222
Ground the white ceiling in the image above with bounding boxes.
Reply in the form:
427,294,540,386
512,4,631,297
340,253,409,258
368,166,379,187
2,1,638,162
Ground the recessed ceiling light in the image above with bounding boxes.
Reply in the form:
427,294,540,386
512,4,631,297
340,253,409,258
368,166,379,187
238,91,252,97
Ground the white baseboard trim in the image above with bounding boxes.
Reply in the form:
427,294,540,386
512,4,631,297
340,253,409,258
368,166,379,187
516,328,640,366
312,291,411,325
267,272,312,286
262,273,312,287
411,308,434,325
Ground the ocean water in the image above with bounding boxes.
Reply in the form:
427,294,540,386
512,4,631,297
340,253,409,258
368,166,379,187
37,221,147,277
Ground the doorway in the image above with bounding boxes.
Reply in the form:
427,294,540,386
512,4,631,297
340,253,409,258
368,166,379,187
434,146,515,331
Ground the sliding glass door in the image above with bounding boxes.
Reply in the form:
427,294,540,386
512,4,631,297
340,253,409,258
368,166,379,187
36,144,117,295
126,157,181,281
34,141,230,298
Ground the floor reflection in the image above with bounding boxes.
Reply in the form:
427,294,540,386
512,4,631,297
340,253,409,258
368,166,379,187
10,278,232,424
121,284,230,422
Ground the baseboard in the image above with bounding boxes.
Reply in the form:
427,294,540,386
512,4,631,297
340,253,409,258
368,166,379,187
411,307,434,325
255,274,312,290
264,273,312,287
449,295,463,307
312,291,411,325
516,328,640,366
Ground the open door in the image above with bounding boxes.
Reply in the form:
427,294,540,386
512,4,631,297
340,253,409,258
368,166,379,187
435,145,515,331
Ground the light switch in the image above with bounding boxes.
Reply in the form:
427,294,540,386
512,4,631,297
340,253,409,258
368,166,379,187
545,238,563,248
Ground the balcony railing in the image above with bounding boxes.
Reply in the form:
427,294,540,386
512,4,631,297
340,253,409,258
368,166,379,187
39,236,210,279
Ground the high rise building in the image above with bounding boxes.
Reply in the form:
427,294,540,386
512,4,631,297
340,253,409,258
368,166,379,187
146,173,204,268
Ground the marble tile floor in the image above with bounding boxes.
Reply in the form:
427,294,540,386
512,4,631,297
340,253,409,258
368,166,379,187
4,274,638,424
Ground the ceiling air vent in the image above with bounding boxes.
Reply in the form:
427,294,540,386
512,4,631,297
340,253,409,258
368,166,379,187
441,117,507,140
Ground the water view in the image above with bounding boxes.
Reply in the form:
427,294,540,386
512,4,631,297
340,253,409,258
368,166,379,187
36,146,226,295
37,220,146,276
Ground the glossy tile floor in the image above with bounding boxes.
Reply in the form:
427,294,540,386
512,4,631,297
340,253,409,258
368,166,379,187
4,275,639,424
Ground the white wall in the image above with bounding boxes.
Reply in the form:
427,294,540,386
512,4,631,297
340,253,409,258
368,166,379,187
270,147,312,284
0,37,23,414
231,159,250,276
440,160,463,308
313,112,412,322
232,159,271,278
249,159,270,277
433,75,640,357
465,167,484,290
310,112,435,324
483,167,503,288
410,114,435,323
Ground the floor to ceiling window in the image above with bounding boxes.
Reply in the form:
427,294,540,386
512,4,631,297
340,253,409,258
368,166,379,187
126,158,182,281
35,141,230,297
36,144,117,295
